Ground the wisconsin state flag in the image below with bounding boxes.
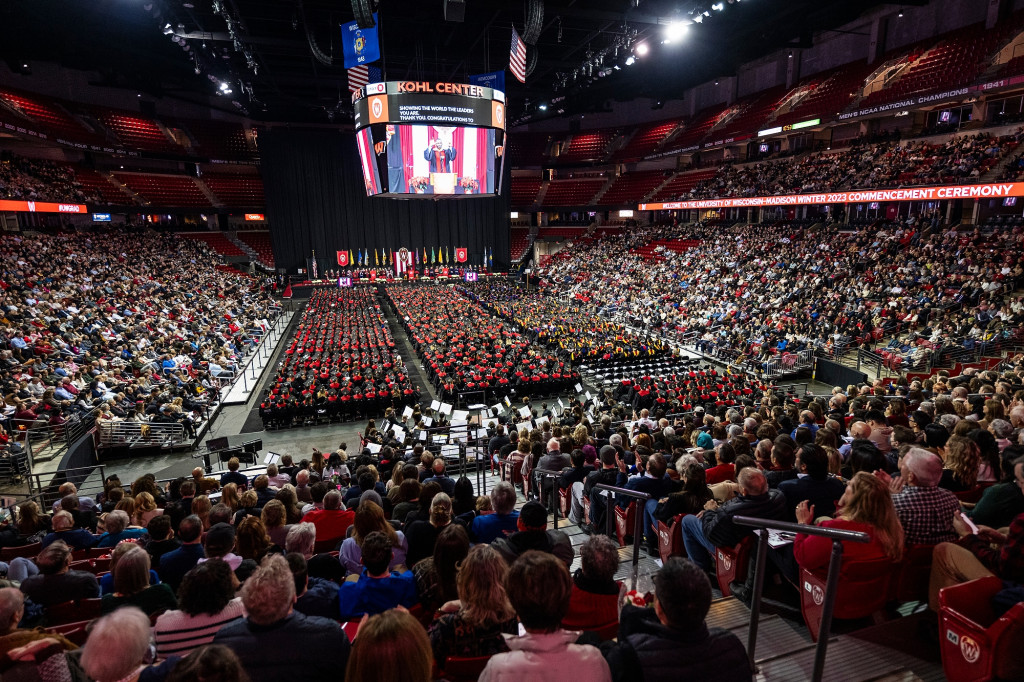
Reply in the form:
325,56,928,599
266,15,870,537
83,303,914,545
337,250,349,267
455,247,468,263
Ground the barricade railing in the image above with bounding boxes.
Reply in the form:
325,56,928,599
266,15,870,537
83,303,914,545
22,406,101,472
97,421,186,449
593,483,652,584
27,464,108,509
532,467,567,529
732,515,870,682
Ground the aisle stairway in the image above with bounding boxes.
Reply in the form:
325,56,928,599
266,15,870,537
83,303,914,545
380,294,437,403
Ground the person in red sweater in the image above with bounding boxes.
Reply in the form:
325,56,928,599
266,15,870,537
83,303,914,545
704,442,737,486
786,472,904,584
302,490,354,549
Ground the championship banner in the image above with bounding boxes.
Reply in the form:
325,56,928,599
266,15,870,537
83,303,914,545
337,250,350,267
638,181,1024,211
455,247,468,263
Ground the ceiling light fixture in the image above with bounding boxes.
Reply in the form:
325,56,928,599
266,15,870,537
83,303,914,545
635,42,649,56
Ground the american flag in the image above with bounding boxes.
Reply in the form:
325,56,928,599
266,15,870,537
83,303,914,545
509,27,526,83
347,63,382,93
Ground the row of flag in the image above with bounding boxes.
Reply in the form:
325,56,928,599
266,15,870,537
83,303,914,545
346,29,527,94
333,247,494,268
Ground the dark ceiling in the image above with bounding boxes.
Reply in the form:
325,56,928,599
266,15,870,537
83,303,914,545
0,0,888,124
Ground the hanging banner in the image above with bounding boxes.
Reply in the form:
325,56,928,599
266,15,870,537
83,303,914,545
341,15,381,69
336,250,350,267
638,182,1024,210
455,247,468,263
469,71,506,96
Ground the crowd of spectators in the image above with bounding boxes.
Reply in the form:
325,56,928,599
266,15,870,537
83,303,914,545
536,218,1024,370
677,131,1023,202
0,228,277,450
0,155,106,205
3,362,1024,680
259,288,417,428
385,284,581,401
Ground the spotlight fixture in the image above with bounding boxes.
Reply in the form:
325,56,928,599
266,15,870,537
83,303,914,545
693,14,703,23
898,10,904,17
219,82,230,91
625,55,635,66
635,42,649,56
538,104,547,111
663,21,689,43
711,2,724,10
162,23,173,35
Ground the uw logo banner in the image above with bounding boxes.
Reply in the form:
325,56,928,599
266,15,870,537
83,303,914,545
336,251,349,267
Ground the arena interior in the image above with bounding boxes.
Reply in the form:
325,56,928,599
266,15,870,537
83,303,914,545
3,0,1024,680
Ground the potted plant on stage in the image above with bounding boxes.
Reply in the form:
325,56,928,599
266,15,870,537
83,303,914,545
409,176,430,194
458,177,479,194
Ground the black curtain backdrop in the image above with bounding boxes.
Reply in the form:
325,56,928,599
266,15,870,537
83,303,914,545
260,128,511,273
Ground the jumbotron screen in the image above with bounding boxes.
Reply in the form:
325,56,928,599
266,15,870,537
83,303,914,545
352,81,506,197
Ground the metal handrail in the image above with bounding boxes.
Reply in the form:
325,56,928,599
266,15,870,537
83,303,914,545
532,467,567,529
594,483,652,584
732,515,870,682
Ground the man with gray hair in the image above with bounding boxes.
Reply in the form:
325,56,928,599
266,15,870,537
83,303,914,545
679,468,786,571
285,522,318,559
214,554,350,682
883,447,960,546
19,540,99,606
0,587,77,655
471,481,520,543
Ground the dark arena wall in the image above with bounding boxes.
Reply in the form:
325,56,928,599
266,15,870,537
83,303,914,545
260,128,511,273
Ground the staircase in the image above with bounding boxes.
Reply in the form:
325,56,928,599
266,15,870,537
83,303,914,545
195,177,224,208
534,180,551,207
226,231,261,264
590,174,619,204
101,171,142,204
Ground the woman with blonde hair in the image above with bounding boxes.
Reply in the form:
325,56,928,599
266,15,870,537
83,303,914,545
191,495,212,531
939,435,981,493
346,609,433,682
572,423,589,448
338,500,408,575
775,472,904,586
132,491,162,528
428,544,517,664
220,482,241,512
260,499,292,547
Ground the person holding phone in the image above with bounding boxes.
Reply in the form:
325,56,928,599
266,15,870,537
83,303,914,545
927,507,1024,612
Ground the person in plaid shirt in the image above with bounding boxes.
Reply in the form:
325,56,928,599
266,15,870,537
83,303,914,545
880,448,960,547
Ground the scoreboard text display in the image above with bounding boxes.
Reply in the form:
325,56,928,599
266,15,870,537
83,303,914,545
354,81,505,130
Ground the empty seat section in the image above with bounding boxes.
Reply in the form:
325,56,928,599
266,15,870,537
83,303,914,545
611,120,680,162
113,173,212,207
511,177,542,206
176,119,254,160
648,169,717,202
557,128,620,164
93,110,181,154
510,228,530,260
540,179,605,206
203,173,265,206
0,88,102,144
599,170,670,205
236,231,274,268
